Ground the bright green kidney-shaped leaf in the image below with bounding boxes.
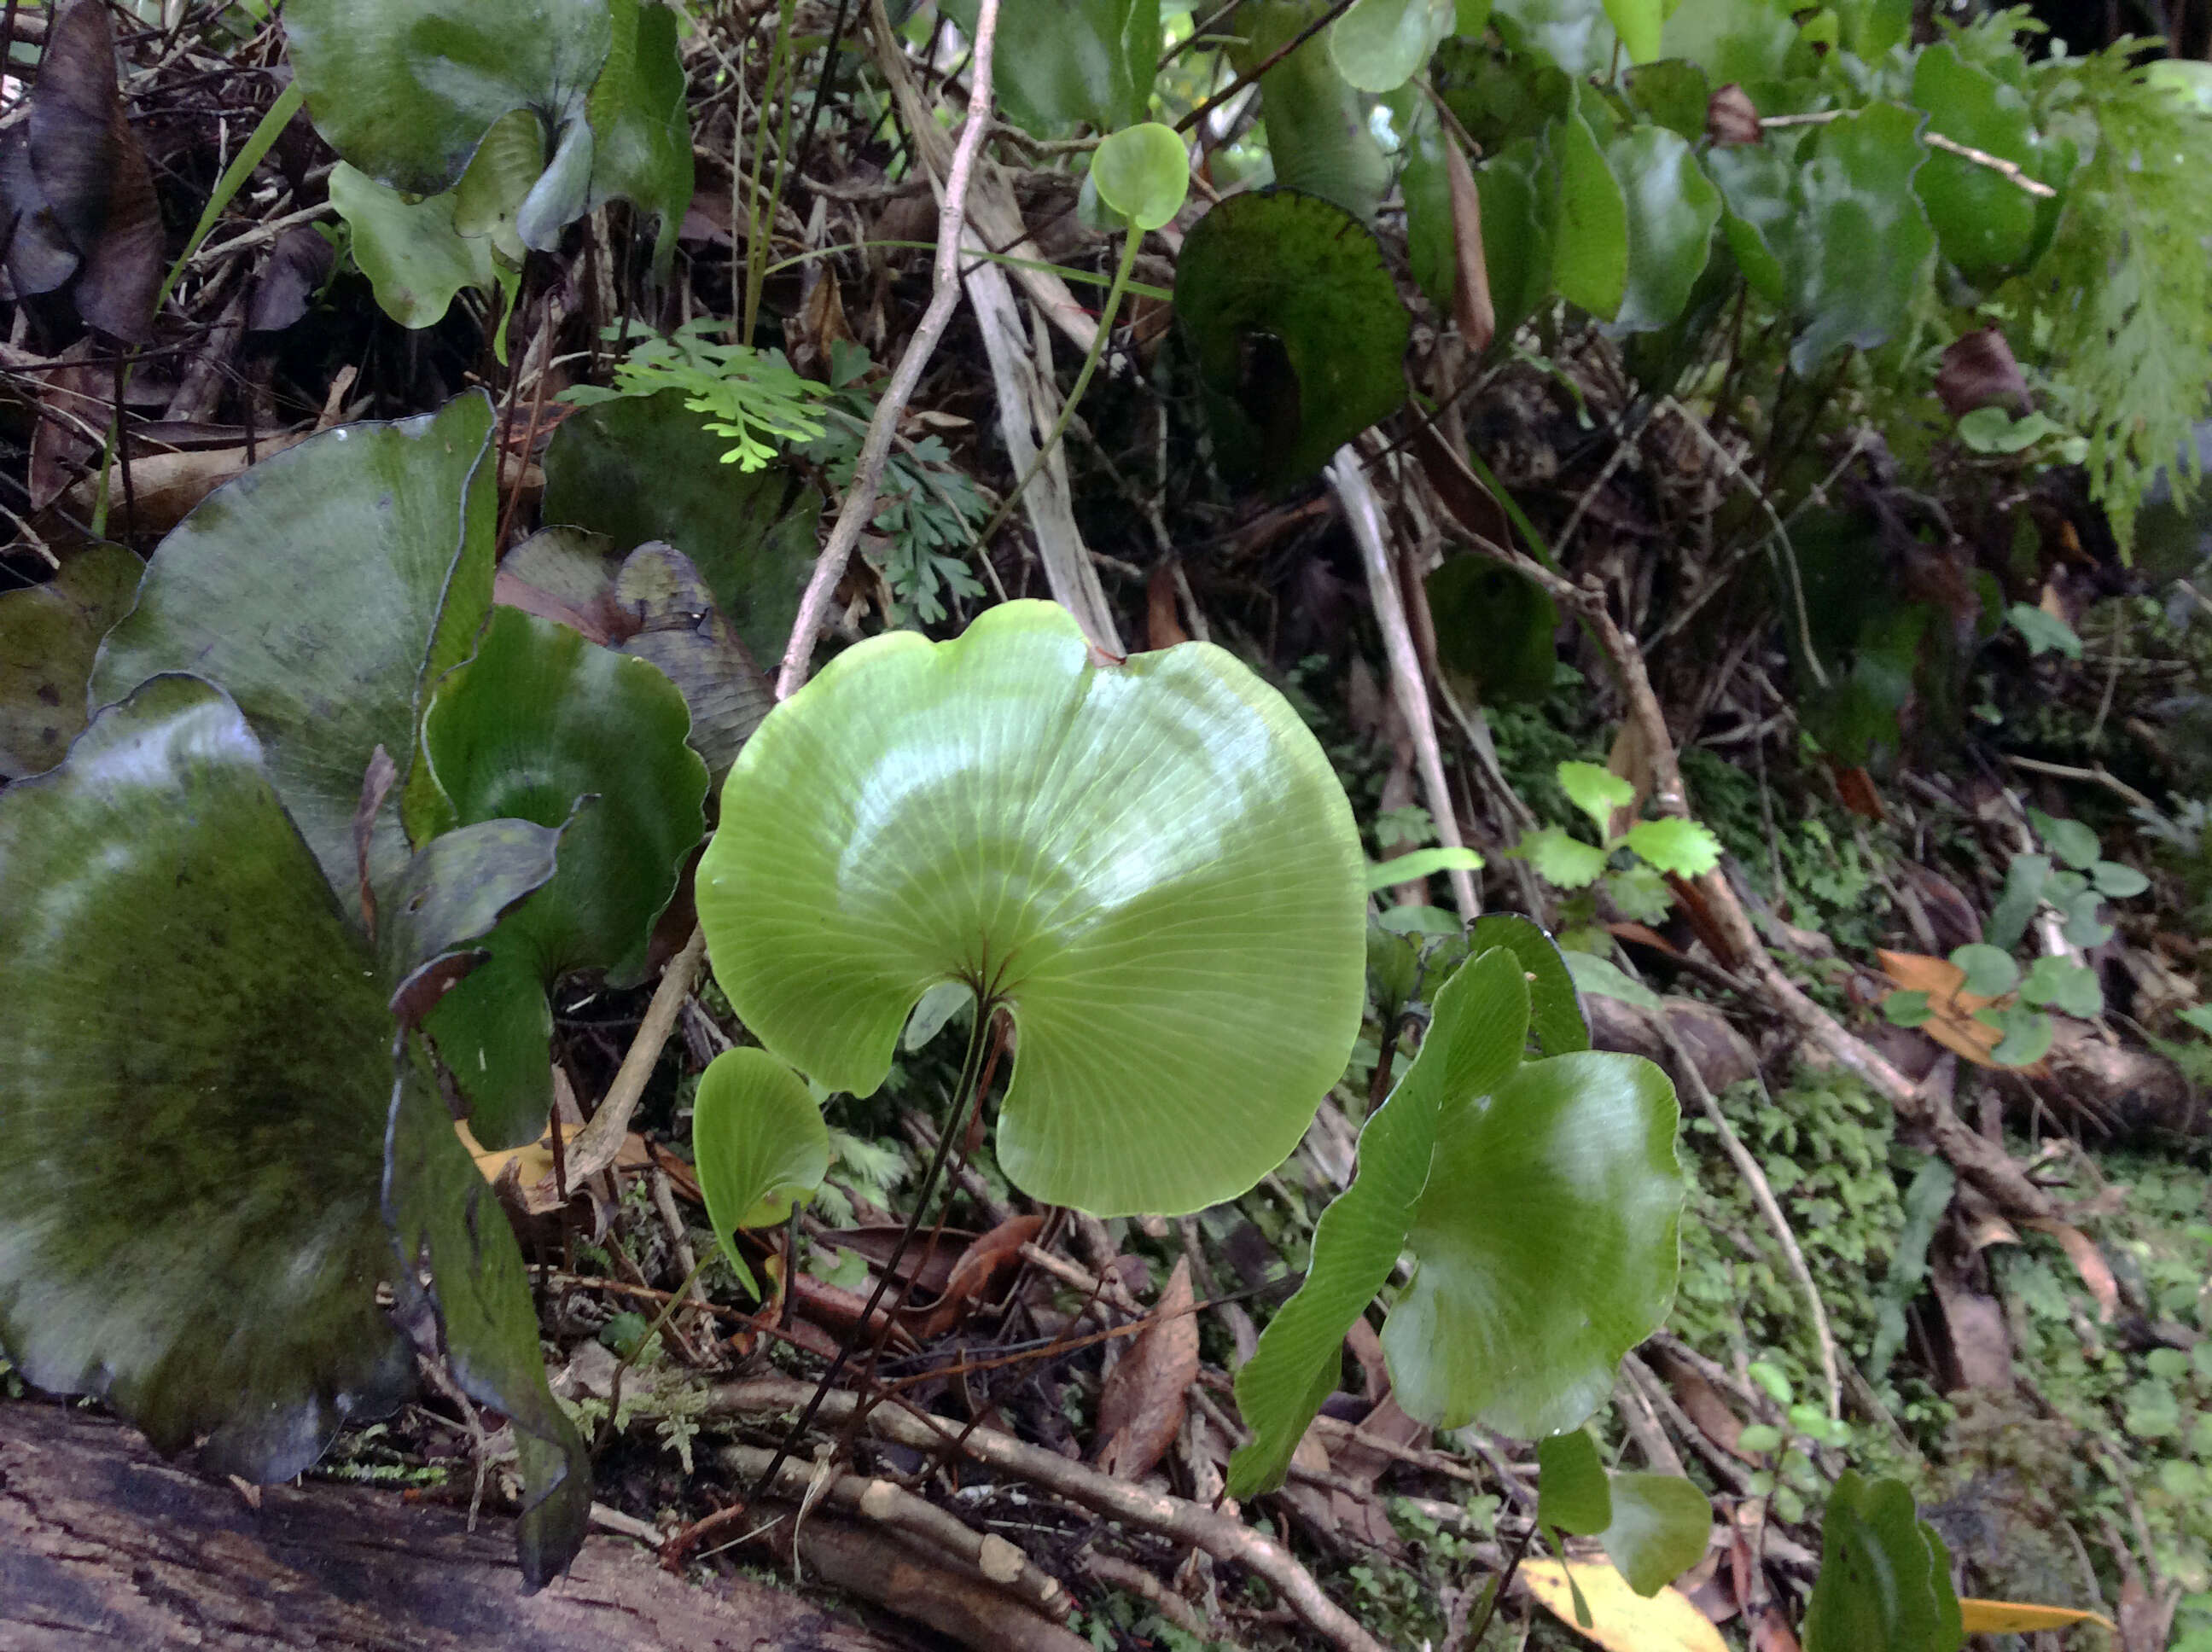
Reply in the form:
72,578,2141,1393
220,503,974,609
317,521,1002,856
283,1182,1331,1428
1622,817,1720,877
420,607,707,1148
385,1050,589,1589
1241,0,1390,220
1539,1428,1613,1535
1910,42,2037,282
329,162,501,330
285,0,611,249
1229,950,1528,1496
1557,760,1633,836
1603,1472,1714,1595
1803,1473,1964,1652
1174,190,1410,489
1550,98,1628,320
1427,556,1559,703
692,1047,831,1299
1330,0,1456,92
1606,125,1720,334
1381,1049,1683,1435
92,393,498,900
0,541,139,780
541,388,823,668
696,601,1366,1217
1091,123,1190,230
942,0,1159,137
0,675,412,1481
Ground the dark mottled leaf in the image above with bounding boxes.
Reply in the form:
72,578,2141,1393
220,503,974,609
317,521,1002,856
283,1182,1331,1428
1803,1473,1964,1652
0,542,140,779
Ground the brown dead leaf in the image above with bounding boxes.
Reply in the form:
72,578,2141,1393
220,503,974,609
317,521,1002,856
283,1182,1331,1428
911,1213,1044,1339
1936,326,2029,420
2024,1219,2119,1323
1706,84,1764,146
26,340,106,509
1930,1242,2014,1391
1876,949,2026,1072
1827,760,1886,822
58,434,312,538
25,0,161,340
1442,132,1494,353
1145,561,1190,650
1646,1346,1753,1462
1094,1258,1197,1480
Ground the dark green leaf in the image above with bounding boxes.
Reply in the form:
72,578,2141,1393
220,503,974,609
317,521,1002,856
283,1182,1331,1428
1240,0,1389,220
696,601,1367,1217
2020,956,2103,1019
1910,42,2038,282
1173,190,1410,488
1467,912,1590,1055
1229,950,1529,1495
284,0,612,246
419,608,707,1148
1784,104,1936,369
1538,1428,1613,1535
540,388,824,667
91,393,498,900
1985,852,2048,951
1948,942,2018,999
1426,556,1559,703
1990,1003,2055,1067
2091,859,2148,899
2059,890,2113,949
1382,1050,1682,1435
1602,1472,1714,1595
583,0,693,277
377,818,568,1024
384,1047,590,1590
1883,990,1933,1027
1802,1473,1964,1652
328,162,502,330
0,542,139,780
0,676,409,1482
1624,59,1713,139
942,0,1159,137
1606,125,1720,334
1549,98,1628,321
1473,139,1557,340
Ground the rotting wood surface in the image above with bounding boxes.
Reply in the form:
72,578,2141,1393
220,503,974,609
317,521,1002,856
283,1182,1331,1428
0,1400,898,1651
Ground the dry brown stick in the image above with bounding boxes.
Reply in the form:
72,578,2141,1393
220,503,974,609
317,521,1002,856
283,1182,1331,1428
709,1376,1392,1652
565,928,707,1184
1431,505,2065,1224
714,1445,1074,1623
1330,445,1481,920
773,0,1004,699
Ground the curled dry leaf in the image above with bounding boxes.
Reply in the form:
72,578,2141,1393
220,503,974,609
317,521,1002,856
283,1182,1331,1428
911,1213,1045,1339
1094,1258,1198,1480
1936,325,2031,419
1706,84,1764,147
22,0,162,340
2023,1218,2119,1323
1442,132,1495,354
1520,1559,1729,1652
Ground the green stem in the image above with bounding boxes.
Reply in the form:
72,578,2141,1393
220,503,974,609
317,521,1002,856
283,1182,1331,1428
742,0,800,346
967,221,1143,555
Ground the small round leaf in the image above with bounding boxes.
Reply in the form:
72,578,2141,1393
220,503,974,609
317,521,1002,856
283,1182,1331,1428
1091,123,1190,231
693,1048,831,1298
696,601,1366,1217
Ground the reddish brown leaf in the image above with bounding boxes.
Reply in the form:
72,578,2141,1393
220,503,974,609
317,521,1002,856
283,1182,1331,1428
2024,1218,2119,1323
1442,132,1495,354
911,1213,1044,1339
1094,1259,1197,1481
1647,1346,1753,1462
1706,84,1764,146
1936,326,2029,420
1145,561,1189,650
1827,760,1886,822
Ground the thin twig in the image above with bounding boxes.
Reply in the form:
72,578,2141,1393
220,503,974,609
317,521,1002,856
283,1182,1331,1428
1172,0,1362,134
564,928,707,1185
1330,444,1481,920
774,0,1004,700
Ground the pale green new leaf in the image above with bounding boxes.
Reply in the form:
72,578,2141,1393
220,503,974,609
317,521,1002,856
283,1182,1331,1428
1621,817,1720,878
693,1048,830,1299
1557,759,1633,836
1382,1050,1683,1435
1520,824,1610,889
1330,0,1457,92
696,602,1366,1217
1227,950,1528,1495
1366,846,1487,889
1091,123,1190,231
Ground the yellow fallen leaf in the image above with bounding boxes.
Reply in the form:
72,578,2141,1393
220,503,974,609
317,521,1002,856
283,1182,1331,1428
1959,1597,2116,1635
1520,1558,1728,1652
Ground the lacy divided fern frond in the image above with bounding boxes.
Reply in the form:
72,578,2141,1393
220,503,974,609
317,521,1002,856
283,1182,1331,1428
562,318,830,471
2017,48,2212,547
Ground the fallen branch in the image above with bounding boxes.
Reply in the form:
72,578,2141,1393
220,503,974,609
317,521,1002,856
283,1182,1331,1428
565,926,707,1186
707,1376,1392,1652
